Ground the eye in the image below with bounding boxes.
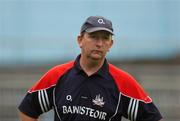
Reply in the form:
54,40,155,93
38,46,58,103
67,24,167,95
103,36,110,40
88,33,112,40
101,35,111,41
89,34,97,39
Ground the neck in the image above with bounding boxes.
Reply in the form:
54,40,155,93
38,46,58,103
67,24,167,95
80,55,105,76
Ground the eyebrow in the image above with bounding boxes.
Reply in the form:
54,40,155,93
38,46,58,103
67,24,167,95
89,32,112,36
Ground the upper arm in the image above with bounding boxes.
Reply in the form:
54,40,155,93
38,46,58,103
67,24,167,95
18,62,74,118
109,64,162,121
18,67,57,118
18,110,38,121
18,87,54,118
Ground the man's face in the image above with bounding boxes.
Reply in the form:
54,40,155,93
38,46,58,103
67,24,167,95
77,31,113,60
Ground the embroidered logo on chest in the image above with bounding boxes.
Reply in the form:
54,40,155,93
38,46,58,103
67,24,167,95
92,94,105,107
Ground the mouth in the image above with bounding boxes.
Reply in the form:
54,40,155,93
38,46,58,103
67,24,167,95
92,50,103,54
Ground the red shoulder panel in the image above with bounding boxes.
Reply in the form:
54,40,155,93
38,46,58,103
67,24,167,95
109,64,152,103
28,61,74,93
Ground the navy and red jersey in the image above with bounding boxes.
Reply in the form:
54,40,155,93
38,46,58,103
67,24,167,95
18,55,162,121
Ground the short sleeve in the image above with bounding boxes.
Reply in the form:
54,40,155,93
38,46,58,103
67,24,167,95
18,61,74,118
109,64,162,121
136,101,162,121
119,95,162,121
18,87,54,118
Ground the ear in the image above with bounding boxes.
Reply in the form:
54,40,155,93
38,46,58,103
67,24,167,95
77,35,83,48
110,39,113,47
108,39,113,52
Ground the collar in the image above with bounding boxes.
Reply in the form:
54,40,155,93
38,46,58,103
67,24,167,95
74,54,109,77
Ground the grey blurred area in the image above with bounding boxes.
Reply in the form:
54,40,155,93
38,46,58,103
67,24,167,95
0,0,180,121
0,61,180,121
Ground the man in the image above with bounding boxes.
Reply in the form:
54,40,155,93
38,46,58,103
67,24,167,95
18,16,162,121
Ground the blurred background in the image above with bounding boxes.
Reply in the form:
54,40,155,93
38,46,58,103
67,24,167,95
0,0,180,121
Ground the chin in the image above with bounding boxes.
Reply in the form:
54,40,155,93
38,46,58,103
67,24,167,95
90,54,104,60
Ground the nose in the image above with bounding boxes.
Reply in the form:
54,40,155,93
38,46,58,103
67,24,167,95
96,38,103,47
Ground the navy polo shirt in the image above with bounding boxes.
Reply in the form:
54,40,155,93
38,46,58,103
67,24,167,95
18,55,162,121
